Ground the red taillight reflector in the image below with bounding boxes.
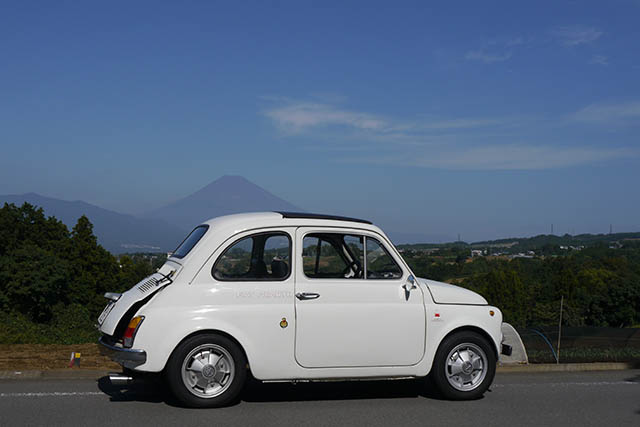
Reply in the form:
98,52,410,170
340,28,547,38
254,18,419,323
123,316,144,348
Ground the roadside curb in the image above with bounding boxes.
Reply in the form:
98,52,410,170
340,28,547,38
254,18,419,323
497,362,639,373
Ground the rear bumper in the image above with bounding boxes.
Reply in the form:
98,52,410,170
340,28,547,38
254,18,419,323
98,336,147,369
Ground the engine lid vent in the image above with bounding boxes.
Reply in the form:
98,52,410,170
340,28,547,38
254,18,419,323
137,277,158,293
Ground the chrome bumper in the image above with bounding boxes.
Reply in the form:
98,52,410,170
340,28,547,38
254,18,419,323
98,336,147,369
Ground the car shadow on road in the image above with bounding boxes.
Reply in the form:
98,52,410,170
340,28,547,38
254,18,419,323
97,376,173,405
97,375,454,407
242,378,440,403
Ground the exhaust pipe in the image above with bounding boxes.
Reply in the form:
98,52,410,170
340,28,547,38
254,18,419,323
109,372,133,386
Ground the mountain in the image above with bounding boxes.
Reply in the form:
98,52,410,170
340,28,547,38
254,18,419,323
0,193,186,253
145,175,302,230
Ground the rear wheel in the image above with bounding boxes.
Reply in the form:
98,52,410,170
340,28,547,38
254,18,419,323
166,334,247,408
430,331,496,400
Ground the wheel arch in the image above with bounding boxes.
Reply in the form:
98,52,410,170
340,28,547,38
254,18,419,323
440,325,499,360
165,329,251,373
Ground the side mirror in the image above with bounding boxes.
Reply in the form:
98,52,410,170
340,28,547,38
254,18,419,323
403,275,416,291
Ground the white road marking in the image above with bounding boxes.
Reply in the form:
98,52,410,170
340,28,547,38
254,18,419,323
0,391,104,398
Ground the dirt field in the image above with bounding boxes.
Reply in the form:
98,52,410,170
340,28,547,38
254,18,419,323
0,344,119,370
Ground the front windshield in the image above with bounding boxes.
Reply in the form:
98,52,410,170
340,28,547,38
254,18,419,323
171,225,209,259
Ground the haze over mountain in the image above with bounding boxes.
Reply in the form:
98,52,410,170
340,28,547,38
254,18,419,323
146,175,302,230
0,193,186,253
1,176,453,253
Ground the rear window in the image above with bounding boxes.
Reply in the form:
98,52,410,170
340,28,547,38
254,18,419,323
171,225,209,259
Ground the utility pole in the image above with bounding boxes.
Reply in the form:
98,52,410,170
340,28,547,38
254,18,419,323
458,233,461,242
551,223,554,235
557,295,563,364
610,224,613,234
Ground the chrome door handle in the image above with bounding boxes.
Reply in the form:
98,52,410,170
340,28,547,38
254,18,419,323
296,292,320,300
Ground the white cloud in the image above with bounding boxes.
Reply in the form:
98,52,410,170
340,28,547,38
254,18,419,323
550,26,603,46
263,102,509,134
588,54,608,66
418,118,506,130
263,99,637,170
264,103,386,133
465,50,512,64
397,144,635,170
571,101,640,124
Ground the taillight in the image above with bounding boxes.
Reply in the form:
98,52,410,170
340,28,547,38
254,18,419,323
123,316,144,348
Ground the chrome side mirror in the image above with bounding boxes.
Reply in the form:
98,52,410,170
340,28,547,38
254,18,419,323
403,275,416,291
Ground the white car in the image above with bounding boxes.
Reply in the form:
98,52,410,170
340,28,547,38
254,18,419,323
98,212,511,407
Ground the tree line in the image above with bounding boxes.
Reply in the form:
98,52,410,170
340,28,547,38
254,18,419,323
0,203,157,343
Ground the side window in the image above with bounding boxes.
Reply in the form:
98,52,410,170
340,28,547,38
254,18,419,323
366,237,402,279
212,232,291,281
302,233,364,279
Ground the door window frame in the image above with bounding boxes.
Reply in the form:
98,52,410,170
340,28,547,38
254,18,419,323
298,227,407,282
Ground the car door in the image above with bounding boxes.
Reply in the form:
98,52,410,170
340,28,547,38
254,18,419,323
294,227,426,368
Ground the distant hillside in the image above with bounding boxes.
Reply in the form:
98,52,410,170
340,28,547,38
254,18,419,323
0,193,185,253
398,232,640,252
145,175,302,229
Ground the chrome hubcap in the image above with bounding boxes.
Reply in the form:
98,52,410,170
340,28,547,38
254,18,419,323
445,343,487,392
181,344,235,398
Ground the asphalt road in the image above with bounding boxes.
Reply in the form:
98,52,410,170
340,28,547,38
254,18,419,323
1,370,639,426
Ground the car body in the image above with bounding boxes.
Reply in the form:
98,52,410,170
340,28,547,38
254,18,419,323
98,211,511,407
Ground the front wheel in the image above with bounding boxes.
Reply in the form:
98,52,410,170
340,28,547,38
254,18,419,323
166,334,247,408
430,331,496,400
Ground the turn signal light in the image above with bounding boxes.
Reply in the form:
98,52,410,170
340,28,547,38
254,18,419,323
123,316,144,348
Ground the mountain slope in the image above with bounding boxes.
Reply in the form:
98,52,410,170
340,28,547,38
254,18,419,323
145,175,302,229
0,193,186,253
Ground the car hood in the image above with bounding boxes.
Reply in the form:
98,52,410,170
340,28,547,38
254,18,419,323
417,277,488,305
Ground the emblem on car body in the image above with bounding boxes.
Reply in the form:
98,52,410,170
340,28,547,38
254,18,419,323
280,317,288,328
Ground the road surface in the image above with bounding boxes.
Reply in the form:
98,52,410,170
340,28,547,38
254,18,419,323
1,370,639,426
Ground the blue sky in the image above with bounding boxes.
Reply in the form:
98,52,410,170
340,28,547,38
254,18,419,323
1,1,639,241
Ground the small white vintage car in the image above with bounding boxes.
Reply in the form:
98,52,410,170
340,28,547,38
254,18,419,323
98,212,511,407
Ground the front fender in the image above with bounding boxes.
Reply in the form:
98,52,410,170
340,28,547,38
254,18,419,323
422,304,503,375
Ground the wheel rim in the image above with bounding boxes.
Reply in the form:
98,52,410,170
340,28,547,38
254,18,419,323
445,342,488,392
181,344,235,398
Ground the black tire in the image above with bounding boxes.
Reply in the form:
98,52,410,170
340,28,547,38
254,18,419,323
166,334,247,408
430,331,496,400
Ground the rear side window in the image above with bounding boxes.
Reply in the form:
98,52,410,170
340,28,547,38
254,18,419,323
171,225,209,259
212,232,291,281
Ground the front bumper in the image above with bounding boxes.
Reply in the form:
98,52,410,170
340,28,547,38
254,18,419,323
98,336,147,369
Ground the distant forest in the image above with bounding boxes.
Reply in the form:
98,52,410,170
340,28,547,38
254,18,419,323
0,202,638,344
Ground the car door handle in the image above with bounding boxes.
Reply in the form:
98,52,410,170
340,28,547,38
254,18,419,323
296,292,320,300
